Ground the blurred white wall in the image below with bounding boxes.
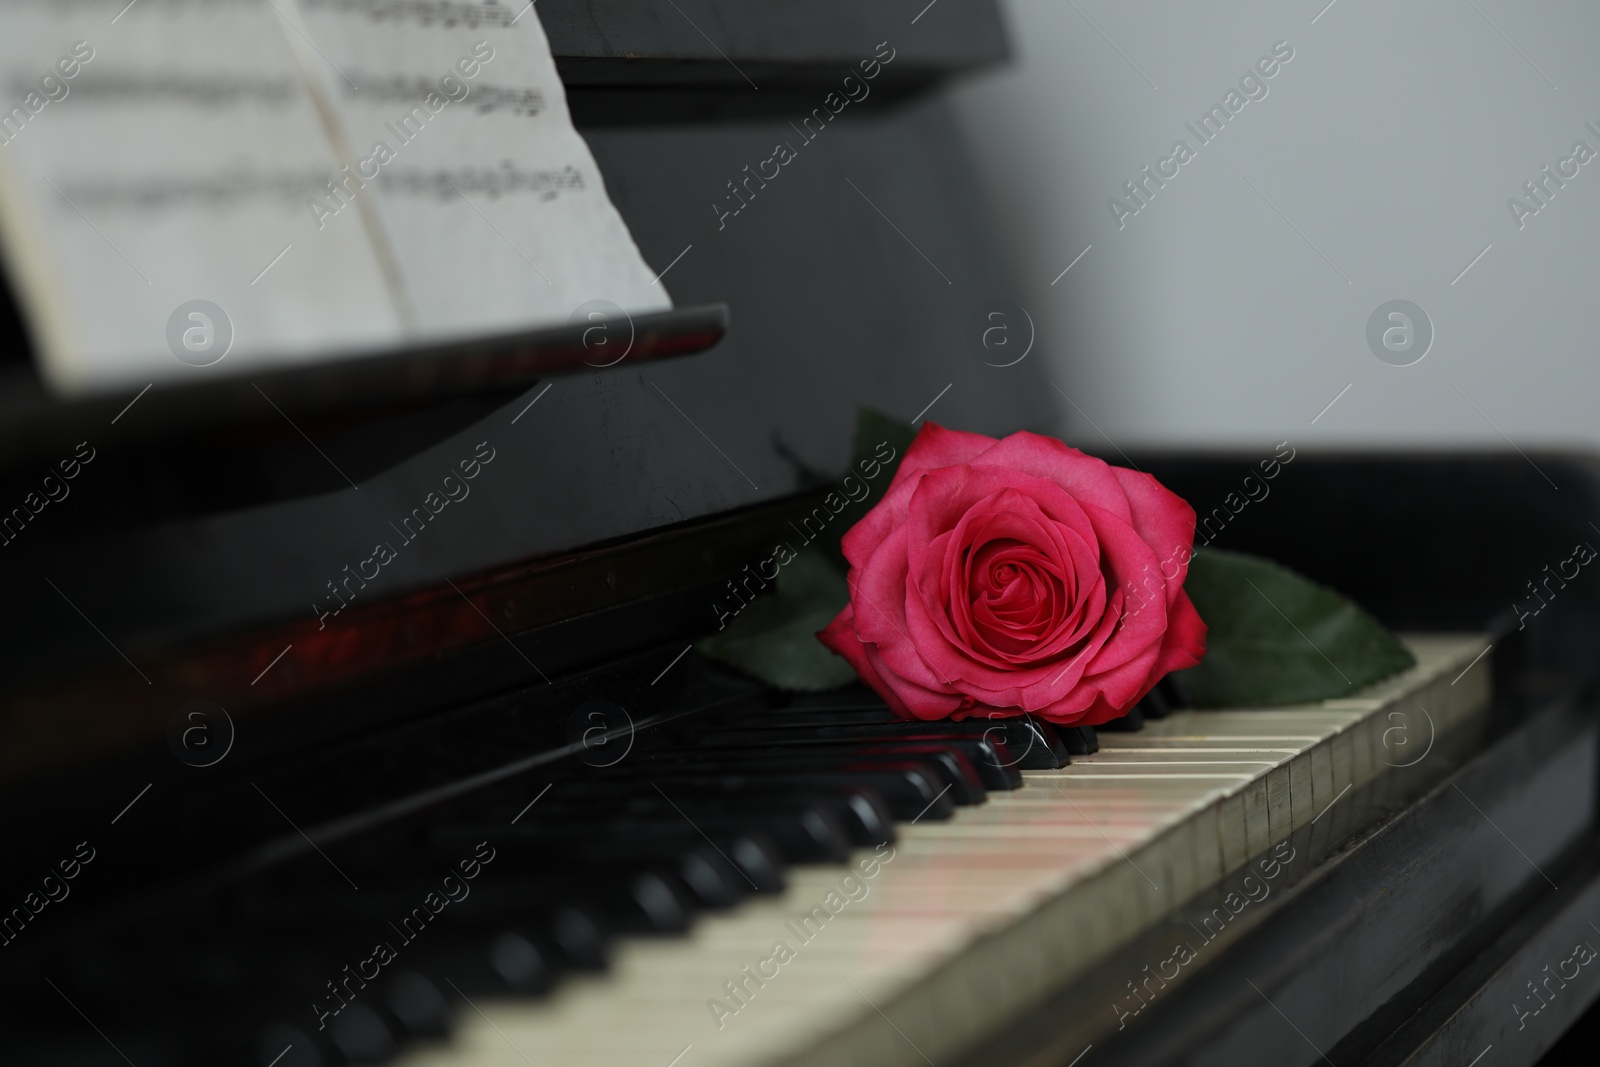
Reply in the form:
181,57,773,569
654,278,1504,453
949,0,1600,449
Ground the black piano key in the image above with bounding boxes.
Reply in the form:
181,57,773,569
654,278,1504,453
589,869,692,933
557,804,853,865
226,904,603,993
768,690,899,717
444,831,760,908
1136,683,1172,720
690,733,1004,796
470,868,696,936
428,798,844,867
832,789,896,845
846,740,1019,792
381,968,453,1038
0,1022,185,1067
485,930,556,995
199,1018,339,1067
709,712,996,739
685,736,993,799
672,846,748,907
414,803,794,891
252,1030,331,1067
6,672,1014,1067
726,707,901,727
410,927,558,997
80,983,343,1067
47,940,332,1030
246,865,696,938
0,1042,146,1067
630,751,978,809
548,904,610,970
253,1025,332,1067
649,788,896,848
593,763,952,821
495,758,945,823
1098,703,1146,732
121,931,548,1055
590,829,785,893
1156,673,1194,709
1056,724,1100,755
994,716,1073,769
461,776,895,850
750,805,852,862
712,701,1068,771
184,907,604,1015
325,1002,397,1063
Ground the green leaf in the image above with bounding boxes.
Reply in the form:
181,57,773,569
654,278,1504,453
1175,548,1416,707
810,406,918,570
696,550,857,692
697,409,916,692
850,406,916,513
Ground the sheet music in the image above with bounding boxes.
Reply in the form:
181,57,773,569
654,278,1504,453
0,0,671,396
0,0,404,395
283,0,671,340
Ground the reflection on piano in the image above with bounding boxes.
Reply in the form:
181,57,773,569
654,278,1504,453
3,3,1600,1067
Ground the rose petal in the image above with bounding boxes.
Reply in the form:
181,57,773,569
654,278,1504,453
847,528,966,699
968,432,1135,523
885,422,997,493
912,486,1104,669
819,427,1206,727
1032,591,1206,726
906,464,1099,554
1148,587,1208,677
1111,466,1199,607
818,602,966,720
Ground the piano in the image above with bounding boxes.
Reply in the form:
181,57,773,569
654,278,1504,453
2,3,1598,1067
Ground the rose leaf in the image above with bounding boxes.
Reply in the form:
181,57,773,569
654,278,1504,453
696,549,857,692
1175,548,1416,707
803,406,918,571
850,406,916,512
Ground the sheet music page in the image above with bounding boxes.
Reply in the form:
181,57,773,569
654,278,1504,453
0,0,404,396
284,0,673,340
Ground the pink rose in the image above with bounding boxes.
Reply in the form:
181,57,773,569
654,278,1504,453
818,424,1206,726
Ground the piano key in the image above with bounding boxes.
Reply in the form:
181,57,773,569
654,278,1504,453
325,1001,398,1062
484,805,851,868
594,767,951,822
744,697,1073,769
1000,717,1074,769
1098,703,1145,732
417,927,560,998
1138,682,1173,719
703,715,1058,773
252,1024,337,1067
238,865,694,941
11,637,1487,1067
1156,673,1194,710
634,750,990,806
382,969,455,1038
387,635,1490,1067
691,734,1008,796
458,778,896,851
1055,723,1100,755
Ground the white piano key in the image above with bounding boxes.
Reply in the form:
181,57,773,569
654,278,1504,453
394,635,1492,1067
1242,774,1272,857
1217,789,1249,872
